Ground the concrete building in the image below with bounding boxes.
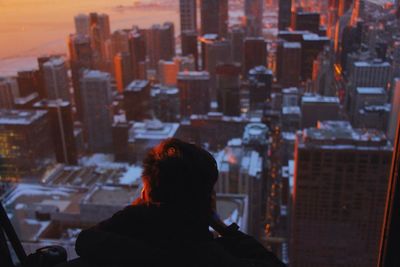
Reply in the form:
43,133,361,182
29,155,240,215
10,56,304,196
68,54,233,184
0,109,55,181
388,78,400,142
74,14,90,35
177,71,211,118
291,121,392,267
151,85,180,122
179,0,197,34
158,60,179,86
243,38,267,75
33,100,77,165
200,0,228,37
128,120,179,162
0,77,15,109
244,0,264,37
278,0,292,30
277,42,302,88
214,140,263,237
42,57,70,102
216,63,241,116
123,80,151,121
80,70,113,153
146,23,175,69
301,94,340,128
114,52,133,93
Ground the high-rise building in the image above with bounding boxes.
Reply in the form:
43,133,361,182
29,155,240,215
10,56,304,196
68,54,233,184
114,52,133,93
145,23,176,69
123,80,151,121
291,10,321,34
312,45,335,96
16,70,40,97
244,0,264,37
200,0,228,37
203,39,232,96
0,109,55,181
33,100,77,165
128,31,147,79
42,57,70,102
291,121,392,267
228,26,245,65
301,94,340,128
248,66,273,108
277,42,302,87
243,38,267,75
80,70,113,153
112,121,131,162
68,34,93,120
278,0,292,30
0,77,15,109
388,78,400,142
177,71,210,117
181,31,199,70
111,30,130,57
301,33,330,81
179,0,197,34
216,63,241,116
214,138,263,237
151,84,180,122
346,60,391,113
351,87,387,124
158,60,179,86
74,14,90,35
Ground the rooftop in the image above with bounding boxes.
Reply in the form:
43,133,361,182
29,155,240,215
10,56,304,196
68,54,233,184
298,121,392,149
283,42,301,48
33,99,70,108
356,87,386,95
125,80,150,92
82,184,139,206
302,94,340,104
354,60,391,67
177,71,210,80
82,70,110,80
0,109,48,125
129,120,179,141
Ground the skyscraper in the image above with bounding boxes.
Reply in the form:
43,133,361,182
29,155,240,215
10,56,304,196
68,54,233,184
128,31,147,79
0,109,55,181
151,84,180,122
291,10,321,34
243,37,267,75
177,71,210,117
291,121,392,267
68,34,93,120
388,78,400,142
74,14,90,35
33,99,77,165
244,0,264,37
248,66,273,109
181,31,199,70
277,42,302,87
229,26,245,65
278,0,292,30
179,0,197,34
80,70,113,153
216,63,241,116
300,95,340,128
0,77,15,109
200,0,228,37
146,22,176,69
114,52,133,93
42,57,70,102
123,80,151,121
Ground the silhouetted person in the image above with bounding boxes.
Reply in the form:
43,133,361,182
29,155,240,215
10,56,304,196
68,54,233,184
72,138,286,267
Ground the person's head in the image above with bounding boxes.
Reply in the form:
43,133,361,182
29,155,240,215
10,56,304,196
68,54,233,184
141,138,218,217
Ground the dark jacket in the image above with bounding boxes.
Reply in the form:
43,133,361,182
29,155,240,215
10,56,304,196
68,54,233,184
74,200,286,267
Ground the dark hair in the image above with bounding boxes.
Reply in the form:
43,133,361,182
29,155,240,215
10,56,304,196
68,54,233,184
142,138,218,216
